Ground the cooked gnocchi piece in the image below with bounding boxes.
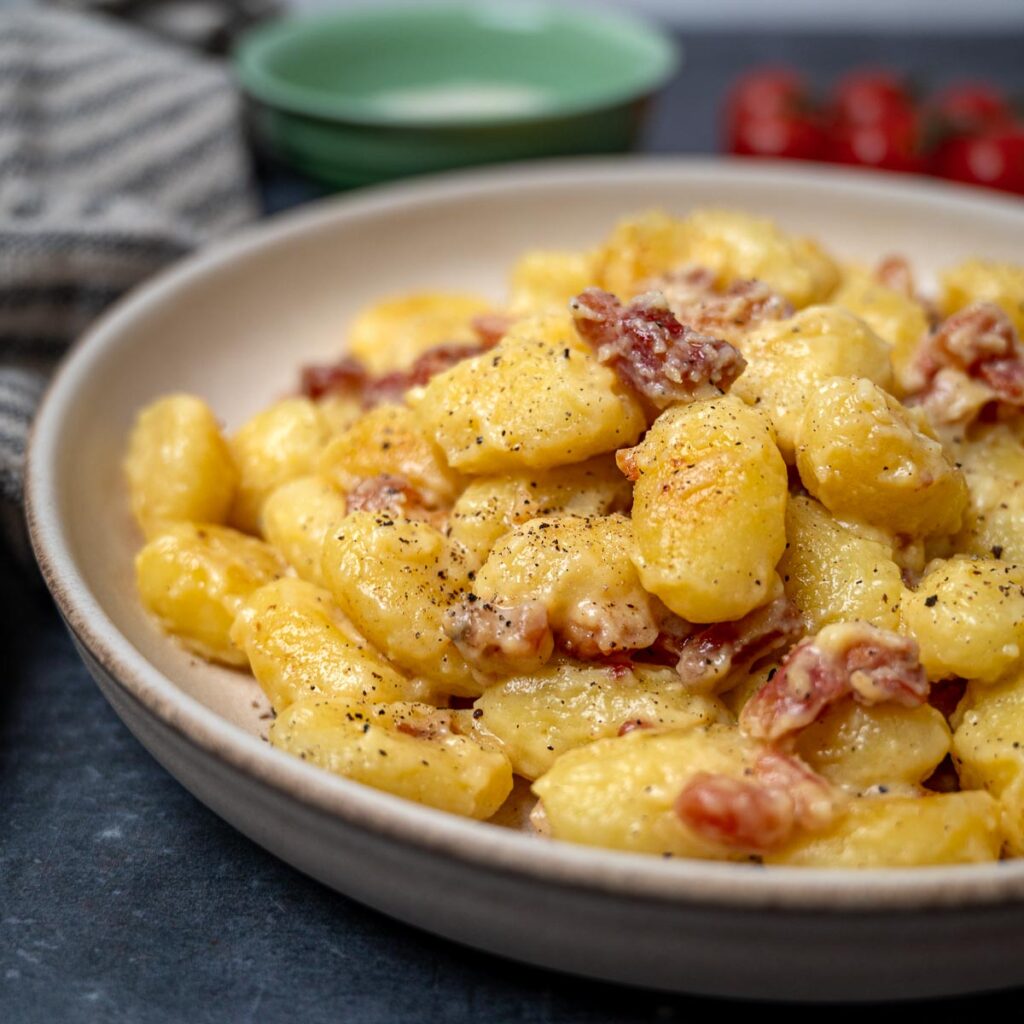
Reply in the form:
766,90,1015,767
126,210,1024,865
674,208,840,309
592,208,838,308
794,702,951,795
446,456,631,569
135,522,288,666
271,698,513,819
259,474,349,587
448,514,661,677
230,578,427,711
730,305,894,458
832,266,931,395
229,398,331,535
508,250,595,315
322,511,479,696
954,668,1024,855
318,404,461,508
795,376,967,536
621,395,787,622
779,495,904,632
415,312,645,473
950,421,1024,563
533,724,840,859
901,556,1024,683
125,394,238,538
765,791,1002,867
466,661,729,780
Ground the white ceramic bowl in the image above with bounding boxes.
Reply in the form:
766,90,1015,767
26,158,1024,1003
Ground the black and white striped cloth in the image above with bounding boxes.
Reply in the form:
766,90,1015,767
0,6,257,536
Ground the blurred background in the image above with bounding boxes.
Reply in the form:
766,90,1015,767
286,0,1024,29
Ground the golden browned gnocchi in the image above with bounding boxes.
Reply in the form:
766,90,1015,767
125,209,1024,866
592,208,838,307
621,395,787,623
730,305,894,458
446,456,631,568
319,403,461,508
674,208,839,308
415,311,645,472
795,376,967,536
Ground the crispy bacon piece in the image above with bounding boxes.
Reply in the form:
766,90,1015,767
740,622,928,742
675,750,838,852
645,266,792,343
570,288,746,415
300,356,367,400
875,254,915,297
300,334,500,406
643,612,695,666
674,595,803,691
445,599,553,678
346,473,437,521
906,302,1024,425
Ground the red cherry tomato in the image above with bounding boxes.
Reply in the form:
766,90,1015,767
726,67,806,128
828,108,926,173
729,112,825,161
831,70,915,126
932,125,1024,195
724,67,823,160
933,83,1014,133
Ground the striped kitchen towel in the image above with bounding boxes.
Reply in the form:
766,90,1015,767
0,6,256,535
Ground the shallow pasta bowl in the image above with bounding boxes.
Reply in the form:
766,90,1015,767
25,158,1024,1003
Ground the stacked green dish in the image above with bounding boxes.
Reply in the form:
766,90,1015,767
233,3,679,188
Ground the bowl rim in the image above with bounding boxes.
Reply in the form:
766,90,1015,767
232,2,680,130
26,155,1024,914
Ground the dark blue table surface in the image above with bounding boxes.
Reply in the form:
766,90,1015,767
4,29,1024,1023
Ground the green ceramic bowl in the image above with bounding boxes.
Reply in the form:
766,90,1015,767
233,3,678,188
